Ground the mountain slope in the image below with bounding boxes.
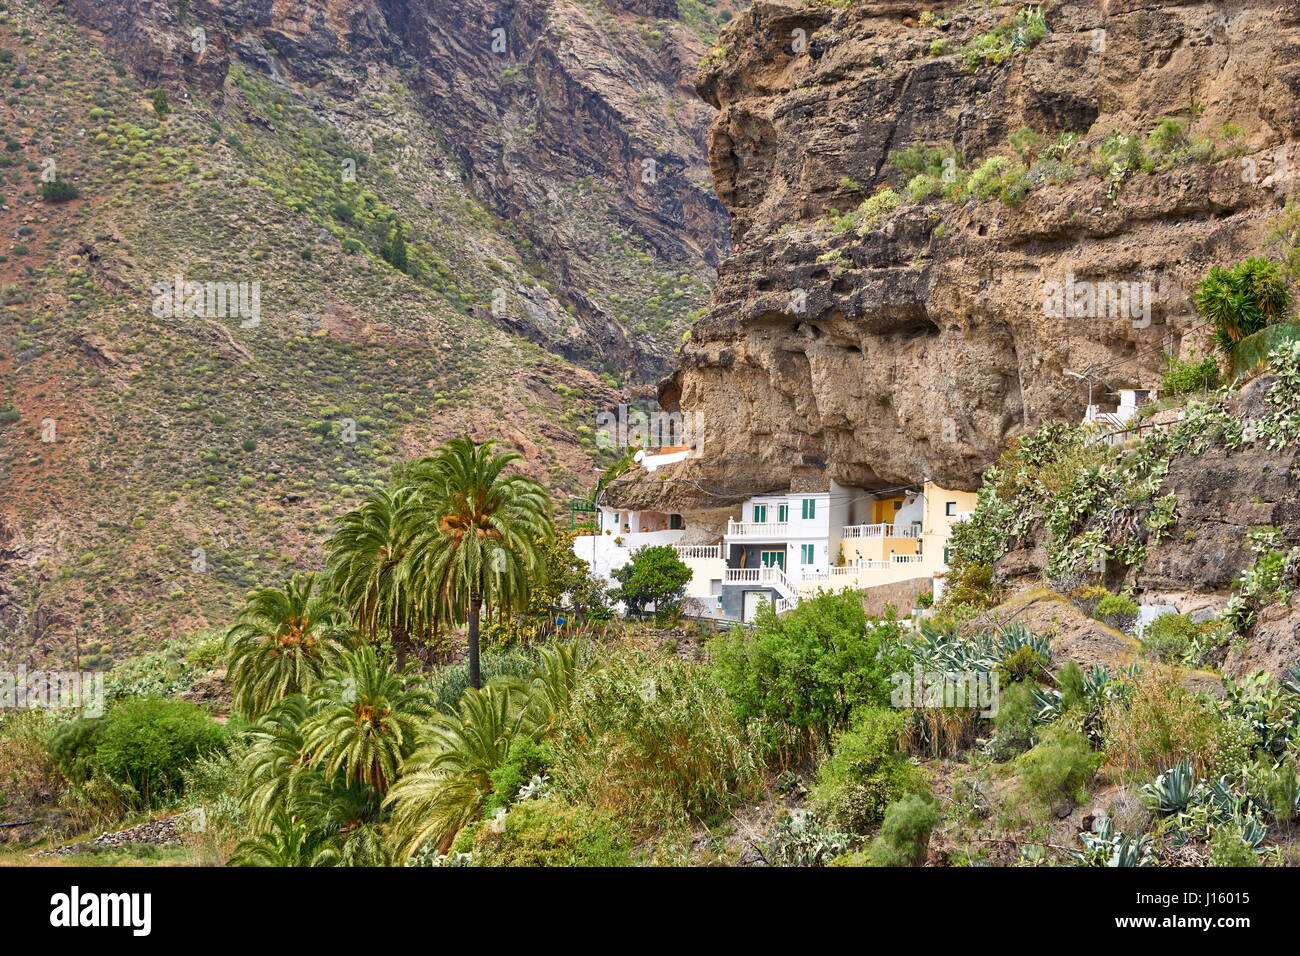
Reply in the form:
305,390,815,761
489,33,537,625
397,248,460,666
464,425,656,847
0,0,746,665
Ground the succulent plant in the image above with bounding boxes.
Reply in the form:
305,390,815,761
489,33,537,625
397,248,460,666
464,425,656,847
1142,758,1201,814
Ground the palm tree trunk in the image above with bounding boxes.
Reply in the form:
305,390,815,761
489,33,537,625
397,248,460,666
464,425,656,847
393,622,408,672
468,591,483,690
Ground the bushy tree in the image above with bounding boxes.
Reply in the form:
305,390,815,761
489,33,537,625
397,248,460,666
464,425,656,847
710,591,909,756
609,544,691,619
91,697,226,806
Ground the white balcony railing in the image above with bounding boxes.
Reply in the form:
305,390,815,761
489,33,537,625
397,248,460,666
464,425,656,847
726,519,790,538
673,544,723,560
841,523,921,539
724,565,800,599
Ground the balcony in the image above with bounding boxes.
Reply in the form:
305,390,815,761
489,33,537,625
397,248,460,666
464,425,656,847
725,519,790,538
673,544,723,560
841,523,920,539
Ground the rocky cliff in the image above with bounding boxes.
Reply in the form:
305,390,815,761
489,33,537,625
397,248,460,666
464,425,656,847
622,0,1300,511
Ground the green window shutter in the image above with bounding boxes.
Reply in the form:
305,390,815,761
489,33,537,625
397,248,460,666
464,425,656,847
801,544,814,564
778,504,788,523
802,499,816,519
754,504,766,522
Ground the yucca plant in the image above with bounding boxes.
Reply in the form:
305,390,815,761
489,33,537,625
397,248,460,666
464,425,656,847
1193,256,1291,355
225,573,351,717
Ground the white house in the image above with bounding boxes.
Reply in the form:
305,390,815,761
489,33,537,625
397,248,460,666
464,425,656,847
575,476,979,624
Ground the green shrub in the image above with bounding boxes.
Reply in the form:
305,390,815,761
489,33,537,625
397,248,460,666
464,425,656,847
1208,822,1259,867
37,178,78,201
1142,613,1203,663
1013,726,1100,817
469,797,632,867
710,592,909,758
550,654,759,831
1094,593,1139,633
810,706,927,835
1161,355,1221,395
960,6,1049,70
151,88,169,115
866,793,940,866
989,680,1038,758
485,737,553,813
91,696,226,805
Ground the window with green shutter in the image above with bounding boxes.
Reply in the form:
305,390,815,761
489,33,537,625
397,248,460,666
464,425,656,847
777,503,789,523
800,544,815,564
801,498,816,520
753,504,767,522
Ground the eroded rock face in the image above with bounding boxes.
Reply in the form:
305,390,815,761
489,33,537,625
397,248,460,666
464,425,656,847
53,0,730,378
631,0,1300,506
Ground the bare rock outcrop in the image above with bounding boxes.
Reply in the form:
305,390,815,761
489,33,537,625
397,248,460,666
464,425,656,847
628,0,1300,507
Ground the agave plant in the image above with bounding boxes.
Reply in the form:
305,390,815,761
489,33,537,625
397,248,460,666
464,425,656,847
1072,815,1155,867
1142,758,1201,814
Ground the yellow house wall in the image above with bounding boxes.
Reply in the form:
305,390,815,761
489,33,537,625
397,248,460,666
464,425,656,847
871,496,906,524
841,536,920,564
683,557,725,599
919,482,980,574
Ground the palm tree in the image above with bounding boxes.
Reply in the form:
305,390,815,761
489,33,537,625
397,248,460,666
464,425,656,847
399,437,553,689
225,573,350,717
229,810,323,867
300,644,434,795
385,681,537,859
325,485,427,670
239,694,321,832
